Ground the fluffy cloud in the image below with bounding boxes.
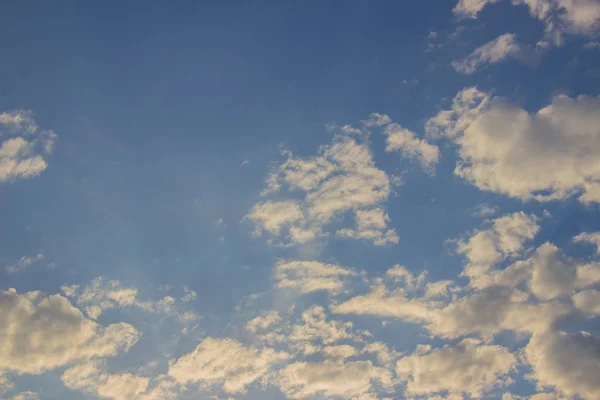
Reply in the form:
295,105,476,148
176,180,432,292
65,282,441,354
382,124,439,171
0,110,56,182
396,338,517,398
275,260,356,294
337,208,399,246
0,289,140,375
334,284,568,340
276,359,392,399
249,126,397,246
62,360,150,400
453,0,500,18
452,33,536,74
426,88,600,203
247,200,305,236
454,0,600,45
572,289,600,316
473,242,600,299
525,331,600,398
62,360,180,400
457,212,539,284
573,231,600,254
168,337,289,394
289,306,365,346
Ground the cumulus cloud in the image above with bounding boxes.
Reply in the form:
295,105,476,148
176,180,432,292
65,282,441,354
525,330,600,398
382,124,439,172
247,200,306,236
453,0,600,46
573,231,600,254
62,360,151,400
457,212,539,284
452,33,538,74
168,338,288,394
0,110,56,182
426,87,600,203
471,242,600,299
249,124,397,246
572,289,600,316
288,306,365,346
336,208,399,246
274,260,356,294
0,289,140,375
245,305,370,360
453,0,501,18
276,359,392,399
396,338,517,398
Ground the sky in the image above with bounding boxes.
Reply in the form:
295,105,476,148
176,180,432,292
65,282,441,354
1,1,600,399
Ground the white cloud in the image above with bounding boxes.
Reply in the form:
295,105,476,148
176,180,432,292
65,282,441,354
573,231,600,254
337,208,399,246
572,289,600,316
0,289,140,375
246,311,282,333
458,212,539,284
426,88,600,203
361,112,392,127
62,360,150,400
276,359,392,399
275,260,356,294
289,306,364,346
247,200,306,236
332,284,435,326
383,124,439,172
247,306,367,355
525,330,600,399
0,110,56,182
452,33,536,74
473,242,600,300
250,129,395,246
396,338,517,398
61,278,196,322
453,0,600,45
471,203,500,217
6,253,44,273
323,344,359,360
168,337,288,394
453,0,500,18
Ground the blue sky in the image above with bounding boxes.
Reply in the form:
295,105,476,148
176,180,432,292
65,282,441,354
1,1,600,399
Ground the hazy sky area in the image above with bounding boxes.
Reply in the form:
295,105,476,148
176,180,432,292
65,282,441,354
1,1,600,399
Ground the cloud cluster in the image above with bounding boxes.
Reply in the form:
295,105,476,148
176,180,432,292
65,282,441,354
334,213,600,398
249,132,397,246
426,87,600,204
396,338,517,398
249,114,436,247
0,110,56,182
275,260,356,295
168,337,289,394
454,0,600,46
0,289,140,375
